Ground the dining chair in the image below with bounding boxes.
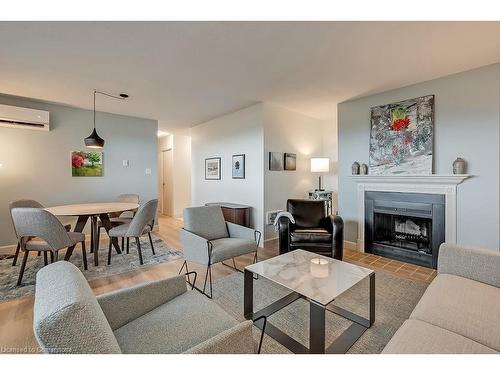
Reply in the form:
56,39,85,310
107,199,158,266
96,194,140,252
9,199,72,266
11,207,88,286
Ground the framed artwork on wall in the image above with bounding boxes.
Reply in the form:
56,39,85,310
232,154,245,179
71,151,103,177
284,153,296,171
205,157,221,180
269,152,283,171
369,95,434,175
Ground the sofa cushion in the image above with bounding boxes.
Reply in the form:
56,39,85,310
382,319,497,354
113,290,238,353
291,228,332,243
410,274,500,351
210,237,258,264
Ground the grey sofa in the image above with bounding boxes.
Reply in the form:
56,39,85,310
33,261,256,354
383,243,500,354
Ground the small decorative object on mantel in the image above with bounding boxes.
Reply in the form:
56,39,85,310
360,163,368,175
351,162,360,175
453,157,466,175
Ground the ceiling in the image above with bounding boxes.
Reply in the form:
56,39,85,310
1,22,499,131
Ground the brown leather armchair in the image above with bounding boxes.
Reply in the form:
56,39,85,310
278,199,344,260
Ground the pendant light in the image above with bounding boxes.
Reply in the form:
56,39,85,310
85,90,129,148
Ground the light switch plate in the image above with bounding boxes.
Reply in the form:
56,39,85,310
122,160,129,167
145,168,151,175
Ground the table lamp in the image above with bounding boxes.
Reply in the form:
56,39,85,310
310,158,329,191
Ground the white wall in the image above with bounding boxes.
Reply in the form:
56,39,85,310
338,63,500,250
263,103,325,240
0,93,158,247
322,107,339,209
191,104,265,237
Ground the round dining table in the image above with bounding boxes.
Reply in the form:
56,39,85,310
45,202,139,266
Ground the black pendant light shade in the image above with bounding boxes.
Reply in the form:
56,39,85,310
84,128,105,148
85,90,128,148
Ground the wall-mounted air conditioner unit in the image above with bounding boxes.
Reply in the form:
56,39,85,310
0,103,50,131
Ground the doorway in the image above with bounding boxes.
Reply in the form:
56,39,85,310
161,149,173,216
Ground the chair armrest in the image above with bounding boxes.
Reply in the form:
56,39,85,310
180,228,211,265
184,320,255,354
278,216,292,254
226,222,260,244
438,243,500,287
97,275,187,330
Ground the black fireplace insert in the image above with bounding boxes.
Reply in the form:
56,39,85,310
365,191,445,268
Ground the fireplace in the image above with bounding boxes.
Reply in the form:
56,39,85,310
365,191,445,268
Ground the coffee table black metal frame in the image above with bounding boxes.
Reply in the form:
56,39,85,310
244,268,375,354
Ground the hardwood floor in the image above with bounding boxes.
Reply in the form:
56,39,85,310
0,215,435,353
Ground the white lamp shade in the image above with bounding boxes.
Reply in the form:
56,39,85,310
310,158,329,173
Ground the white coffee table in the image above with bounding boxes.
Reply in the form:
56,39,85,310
244,249,375,354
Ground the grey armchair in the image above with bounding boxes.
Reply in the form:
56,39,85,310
9,199,72,266
11,208,87,286
107,199,158,265
97,193,140,252
33,261,260,354
179,206,261,298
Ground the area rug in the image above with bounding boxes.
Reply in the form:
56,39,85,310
0,234,182,302
211,270,428,354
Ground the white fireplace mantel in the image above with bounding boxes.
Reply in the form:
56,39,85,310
351,174,471,252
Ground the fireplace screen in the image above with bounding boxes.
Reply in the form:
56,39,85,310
373,213,432,253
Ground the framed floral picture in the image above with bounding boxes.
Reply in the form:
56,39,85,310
205,157,221,180
232,154,245,179
71,151,103,177
369,95,434,175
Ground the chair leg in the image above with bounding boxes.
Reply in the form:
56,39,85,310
107,237,113,265
49,251,54,263
17,250,29,286
12,242,20,266
121,237,124,252
202,264,213,299
43,252,48,266
126,237,129,254
135,237,143,265
55,251,59,262
178,260,187,274
81,241,88,271
148,232,155,255
37,251,41,257
96,226,101,252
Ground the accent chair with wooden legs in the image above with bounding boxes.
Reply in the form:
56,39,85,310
179,205,261,298
107,199,158,266
9,199,72,266
10,207,87,286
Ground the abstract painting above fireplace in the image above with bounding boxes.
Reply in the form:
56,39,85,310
364,191,445,268
369,95,434,175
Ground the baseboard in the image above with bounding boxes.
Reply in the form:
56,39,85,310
264,236,278,242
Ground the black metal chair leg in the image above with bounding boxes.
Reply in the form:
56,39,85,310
178,260,187,274
126,237,129,254
17,250,29,286
107,237,113,265
96,226,101,252
81,241,88,270
135,237,143,265
202,264,213,299
121,237,124,252
37,251,41,256
90,224,94,253
43,252,48,266
148,232,155,255
49,251,54,263
12,242,20,266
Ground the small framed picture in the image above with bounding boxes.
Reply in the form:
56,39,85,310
269,152,283,171
205,157,221,180
284,153,296,171
232,154,245,179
